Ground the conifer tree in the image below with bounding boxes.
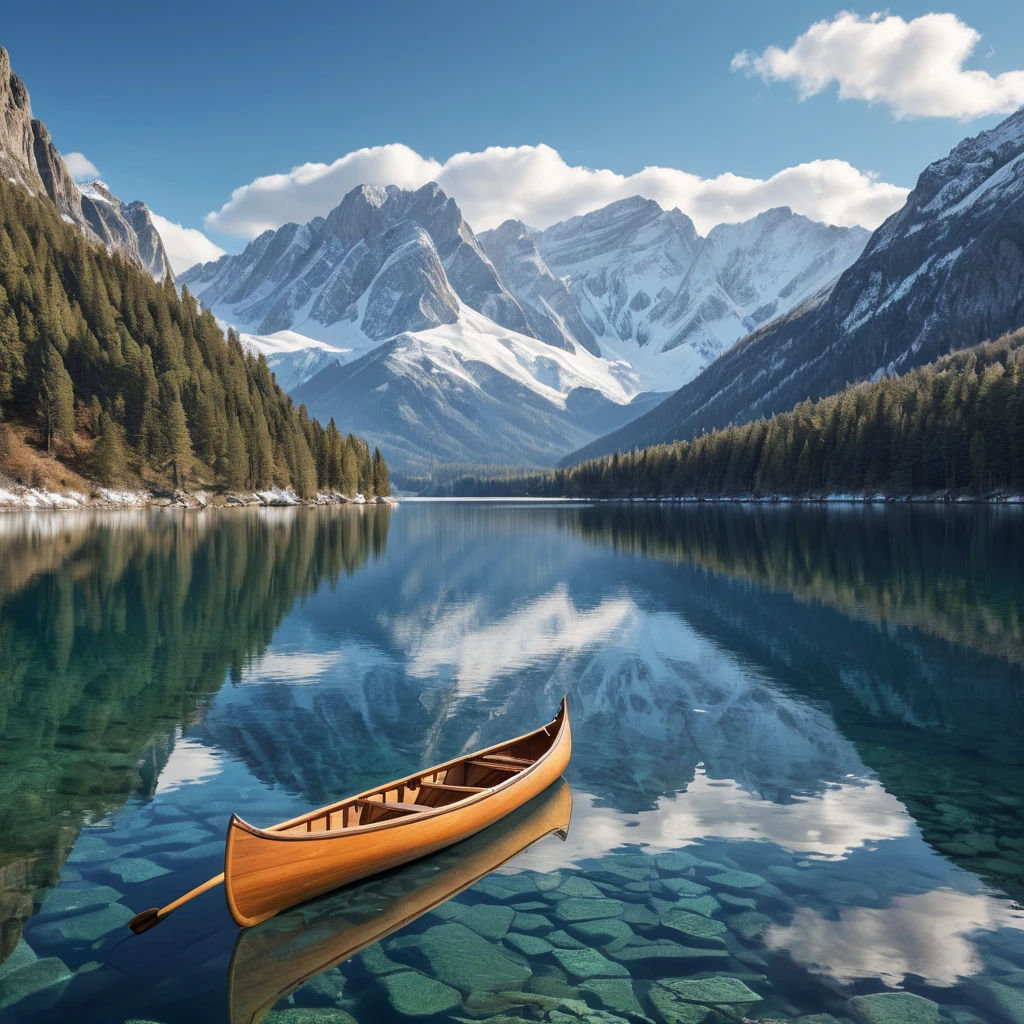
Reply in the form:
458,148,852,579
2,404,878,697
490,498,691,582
94,410,128,486
372,446,390,497
341,438,359,497
38,342,74,453
160,377,193,489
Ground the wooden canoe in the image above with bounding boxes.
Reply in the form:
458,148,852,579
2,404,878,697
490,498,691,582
228,778,572,1024
224,696,571,927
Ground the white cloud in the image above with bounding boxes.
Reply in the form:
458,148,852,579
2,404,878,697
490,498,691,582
203,142,908,239
150,212,226,275
63,151,100,181
732,11,1024,120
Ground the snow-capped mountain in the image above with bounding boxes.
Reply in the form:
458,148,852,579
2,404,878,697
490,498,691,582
0,47,172,279
534,197,869,386
568,106,1024,463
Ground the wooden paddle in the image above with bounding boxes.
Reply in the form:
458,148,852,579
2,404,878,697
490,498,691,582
128,872,224,933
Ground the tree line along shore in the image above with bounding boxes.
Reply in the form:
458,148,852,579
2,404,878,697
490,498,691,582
0,178,388,502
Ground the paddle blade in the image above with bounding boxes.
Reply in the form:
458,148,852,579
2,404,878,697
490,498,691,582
128,908,163,934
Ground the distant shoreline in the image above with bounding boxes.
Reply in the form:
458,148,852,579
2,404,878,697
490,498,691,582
0,485,398,513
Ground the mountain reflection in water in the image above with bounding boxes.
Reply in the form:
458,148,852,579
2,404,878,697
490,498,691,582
1,501,1022,1024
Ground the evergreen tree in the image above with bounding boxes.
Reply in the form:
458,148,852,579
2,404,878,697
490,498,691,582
38,343,74,453
94,410,128,486
160,377,193,489
372,446,390,497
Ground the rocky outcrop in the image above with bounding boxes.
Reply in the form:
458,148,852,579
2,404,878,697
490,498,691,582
0,46,172,280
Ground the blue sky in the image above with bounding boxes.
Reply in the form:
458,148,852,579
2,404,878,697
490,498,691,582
5,1,1023,268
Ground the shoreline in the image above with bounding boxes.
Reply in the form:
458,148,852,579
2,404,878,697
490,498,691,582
409,492,1024,505
0,483,398,513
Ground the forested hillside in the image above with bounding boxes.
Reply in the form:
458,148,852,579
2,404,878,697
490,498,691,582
422,330,1024,500
0,178,388,497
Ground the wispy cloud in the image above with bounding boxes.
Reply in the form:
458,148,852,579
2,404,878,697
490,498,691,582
732,11,1024,120
62,151,100,181
150,212,226,274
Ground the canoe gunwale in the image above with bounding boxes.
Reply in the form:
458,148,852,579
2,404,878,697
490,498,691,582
228,695,569,844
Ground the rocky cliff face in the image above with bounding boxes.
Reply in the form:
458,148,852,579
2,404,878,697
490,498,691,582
0,46,172,280
567,106,1024,463
535,197,868,390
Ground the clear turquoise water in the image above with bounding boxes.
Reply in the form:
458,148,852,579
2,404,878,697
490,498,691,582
0,501,1022,1024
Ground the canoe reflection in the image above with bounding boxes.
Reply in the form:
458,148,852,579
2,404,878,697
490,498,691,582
227,777,572,1024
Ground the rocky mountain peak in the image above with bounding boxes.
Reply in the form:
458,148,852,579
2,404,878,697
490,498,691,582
0,45,173,280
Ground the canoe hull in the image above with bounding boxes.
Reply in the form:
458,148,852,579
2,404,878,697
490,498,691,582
228,779,572,1024
224,699,571,926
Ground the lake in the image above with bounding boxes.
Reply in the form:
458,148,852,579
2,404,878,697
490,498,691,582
0,500,1022,1024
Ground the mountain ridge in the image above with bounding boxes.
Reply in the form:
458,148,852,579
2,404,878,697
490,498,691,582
566,105,1024,464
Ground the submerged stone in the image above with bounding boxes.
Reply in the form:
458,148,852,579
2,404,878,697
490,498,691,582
551,948,630,980
724,911,773,943
402,922,531,992
662,878,711,897
717,893,756,910
566,918,635,946
555,898,625,922
430,901,464,921
103,857,172,883
707,870,765,890
622,904,659,927
656,851,703,873
580,977,646,1017
0,956,72,1011
661,909,728,944
137,823,215,847
472,875,537,901
647,986,733,1023
381,970,461,1015
33,902,135,943
457,903,515,939
660,976,762,1004
264,1011,358,1024
359,944,405,975
669,895,721,919
969,977,1024,1023
504,932,553,956
511,912,550,934
557,875,605,898
39,885,123,916
847,991,940,1024
547,929,588,949
68,836,136,864
609,938,729,964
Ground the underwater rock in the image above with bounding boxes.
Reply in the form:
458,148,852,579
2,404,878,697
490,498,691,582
623,904,659,927
660,909,728,945
137,823,214,847
609,938,730,965
579,977,647,1017
556,898,626,922
551,948,630,981
968,976,1024,1023
0,952,73,1012
724,911,773,943
659,976,761,1004
557,876,606,898
263,1010,358,1023
401,922,531,993
847,991,940,1024
548,929,588,949
102,857,173,883
456,903,515,939
504,932,553,956
472,876,538,901
67,837,138,863
707,871,766,890
662,878,712,897
32,902,135,943
668,895,721,919
656,852,703,873
381,970,461,1015
511,912,551,934
358,944,405,975
567,917,635,947
38,885,123,916
717,893,757,910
